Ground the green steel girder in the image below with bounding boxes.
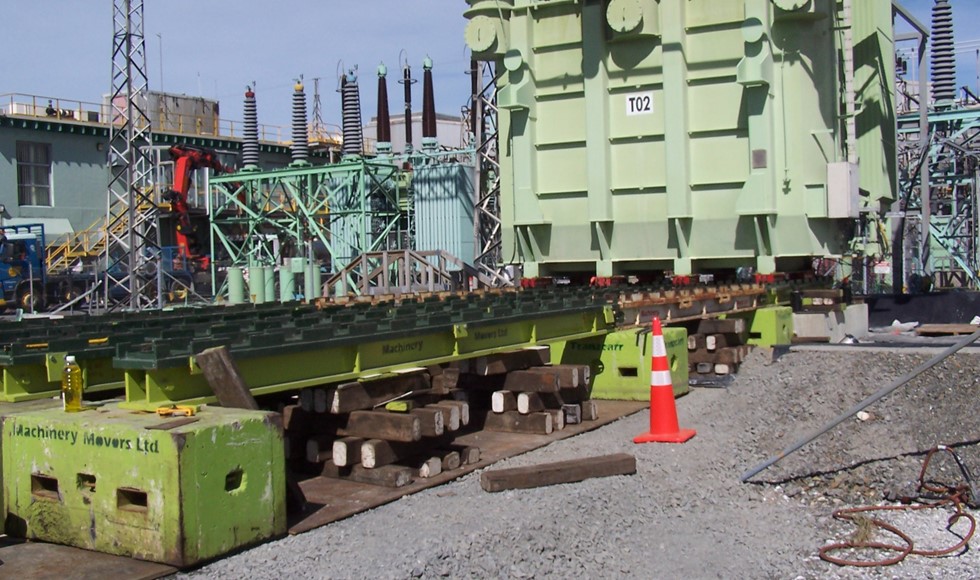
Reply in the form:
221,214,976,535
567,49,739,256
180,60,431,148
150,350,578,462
0,302,329,401
113,291,616,410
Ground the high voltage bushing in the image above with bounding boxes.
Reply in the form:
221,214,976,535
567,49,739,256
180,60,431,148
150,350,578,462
341,68,364,157
291,79,310,163
421,56,437,150
376,63,392,155
931,0,955,104
242,86,260,168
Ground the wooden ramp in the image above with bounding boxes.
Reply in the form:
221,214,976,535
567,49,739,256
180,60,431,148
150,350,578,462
0,540,175,579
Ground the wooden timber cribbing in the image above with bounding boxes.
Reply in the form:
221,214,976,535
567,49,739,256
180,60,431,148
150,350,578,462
288,399,647,534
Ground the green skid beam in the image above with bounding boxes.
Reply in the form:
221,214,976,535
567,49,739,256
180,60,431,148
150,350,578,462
120,303,616,410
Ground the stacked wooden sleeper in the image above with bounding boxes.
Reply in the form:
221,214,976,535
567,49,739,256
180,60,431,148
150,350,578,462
687,318,754,379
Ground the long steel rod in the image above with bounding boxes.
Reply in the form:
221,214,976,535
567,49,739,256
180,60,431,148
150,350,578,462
740,328,980,482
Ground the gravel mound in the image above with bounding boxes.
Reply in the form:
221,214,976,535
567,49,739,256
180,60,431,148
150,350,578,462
180,346,980,579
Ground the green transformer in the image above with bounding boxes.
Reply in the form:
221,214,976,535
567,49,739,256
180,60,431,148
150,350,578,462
2,406,286,567
464,0,896,277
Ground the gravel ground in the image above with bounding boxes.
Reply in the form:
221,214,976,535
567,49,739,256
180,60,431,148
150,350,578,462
180,343,980,579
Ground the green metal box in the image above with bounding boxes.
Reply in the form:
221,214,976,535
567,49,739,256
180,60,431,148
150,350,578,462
2,405,286,567
552,326,688,399
465,0,896,277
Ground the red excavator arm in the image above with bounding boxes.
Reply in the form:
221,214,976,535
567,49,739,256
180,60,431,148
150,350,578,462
164,144,230,271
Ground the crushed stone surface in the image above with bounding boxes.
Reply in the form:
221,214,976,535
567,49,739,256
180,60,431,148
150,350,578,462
179,347,980,579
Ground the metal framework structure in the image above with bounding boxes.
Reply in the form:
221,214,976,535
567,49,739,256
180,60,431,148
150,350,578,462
893,2,980,291
208,159,403,298
897,106,980,289
104,0,161,309
469,60,507,285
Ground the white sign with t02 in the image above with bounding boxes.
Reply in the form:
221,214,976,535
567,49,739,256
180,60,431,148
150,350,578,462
625,92,654,116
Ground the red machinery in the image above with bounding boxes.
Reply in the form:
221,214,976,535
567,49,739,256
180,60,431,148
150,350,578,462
164,144,230,272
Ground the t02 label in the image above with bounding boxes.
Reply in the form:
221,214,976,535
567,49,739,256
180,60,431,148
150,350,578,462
625,92,654,116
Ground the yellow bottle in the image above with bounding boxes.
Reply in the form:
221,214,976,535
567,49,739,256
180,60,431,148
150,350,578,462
61,355,83,412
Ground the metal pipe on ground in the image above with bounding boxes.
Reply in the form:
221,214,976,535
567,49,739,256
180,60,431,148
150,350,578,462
740,327,980,482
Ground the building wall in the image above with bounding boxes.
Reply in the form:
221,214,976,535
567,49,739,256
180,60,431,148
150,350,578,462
0,123,108,233
0,115,325,238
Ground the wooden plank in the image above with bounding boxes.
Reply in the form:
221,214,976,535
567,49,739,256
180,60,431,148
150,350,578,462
915,323,980,336
484,410,553,435
480,453,636,492
339,411,421,443
330,373,431,414
332,436,364,467
430,400,469,428
330,382,373,414
426,403,460,431
562,404,582,425
405,456,442,479
697,318,747,342
456,445,481,465
491,390,517,413
281,404,320,433
360,438,448,469
411,408,444,437
688,333,706,351
503,370,559,393
446,400,471,426
517,392,544,414
527,365,582,388
547,408,565,431
580,400,598,422
195,345,259,410
431,367,461,394
348,464,414,488
436,449,462,471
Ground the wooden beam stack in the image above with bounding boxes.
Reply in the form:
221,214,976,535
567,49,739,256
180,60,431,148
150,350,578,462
283,370,478,488
687,318,754,380
485,363,597,435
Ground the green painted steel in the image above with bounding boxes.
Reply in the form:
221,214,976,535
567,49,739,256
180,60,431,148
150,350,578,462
740,306,794,346
0,302,329,401
550,326,689,400
111,291,616,410
413,163,477,267
2,406,285,567
465,0,896,277
209,158,404,298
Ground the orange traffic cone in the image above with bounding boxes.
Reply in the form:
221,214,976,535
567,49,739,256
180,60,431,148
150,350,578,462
634,316,696,444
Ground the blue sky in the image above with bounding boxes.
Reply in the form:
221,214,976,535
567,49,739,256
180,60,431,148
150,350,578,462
1,1,471,130
1,1,977,130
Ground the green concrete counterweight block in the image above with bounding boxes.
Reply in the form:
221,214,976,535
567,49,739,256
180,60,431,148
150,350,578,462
552,326,688,400
2,405,286,567
742,306,794,347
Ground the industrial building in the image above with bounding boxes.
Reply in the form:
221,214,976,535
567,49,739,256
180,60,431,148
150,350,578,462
0,0,977,577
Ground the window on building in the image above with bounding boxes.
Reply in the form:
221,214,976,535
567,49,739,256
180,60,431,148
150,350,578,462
16,141,52,206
